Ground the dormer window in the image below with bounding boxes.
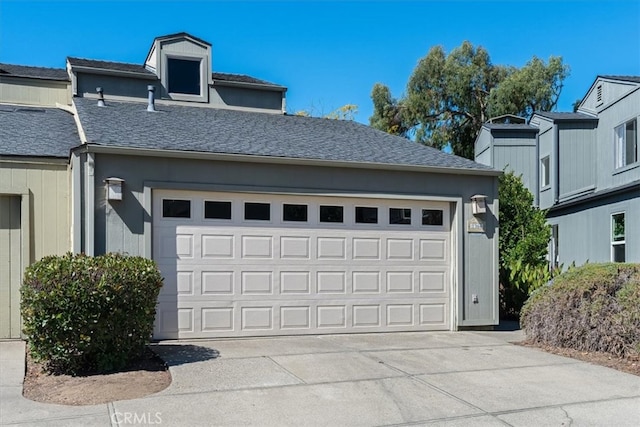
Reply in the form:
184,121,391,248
167,58,201,95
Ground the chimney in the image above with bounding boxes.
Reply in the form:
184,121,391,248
147,85,156,112
96,87,105,107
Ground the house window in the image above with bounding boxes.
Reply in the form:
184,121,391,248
319,205,343,223
162,199,191,218
389,208,411,225
355,207,378,224
167,58,201,95
283,204,308,222
541,156,550,187
611,213,625,262
422,209,443,226
614,119,637,168
244,202,270,221
204,201,231,220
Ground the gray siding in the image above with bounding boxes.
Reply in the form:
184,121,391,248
76,72,154,100
493,136,536,195
548,189,639,265
474,128,492,161
475,148,490,167
211,85,283,111
161,39,209,56
593,89,640,191
558,122,597,200
88,152,498,326
76,71,283,112
538,125,555,209
581,79,639,114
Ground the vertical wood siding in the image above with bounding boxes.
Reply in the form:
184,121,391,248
0,195,22,338
0,78,70,106
0,161,70,261
558,122,597,199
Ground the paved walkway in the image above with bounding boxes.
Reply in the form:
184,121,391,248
1,329,639,426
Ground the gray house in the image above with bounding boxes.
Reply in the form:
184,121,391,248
475,75,639,267
1,32,500,340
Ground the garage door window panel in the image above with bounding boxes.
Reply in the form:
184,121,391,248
320,205,344,223
355,206,378,224
389,208,411,225
204,201,232,220
422,209,443,226
163,199,191,218
245,202,271,221
283,204,308,222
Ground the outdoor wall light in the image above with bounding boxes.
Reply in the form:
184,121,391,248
471,194,487,215
105,177,124,201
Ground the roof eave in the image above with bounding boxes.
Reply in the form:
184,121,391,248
549,180,640,211
0,73,69,83
73,144,501,176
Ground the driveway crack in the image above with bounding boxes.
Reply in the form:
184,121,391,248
264,356,307,385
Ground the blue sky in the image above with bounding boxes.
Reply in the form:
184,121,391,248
0,1,638,125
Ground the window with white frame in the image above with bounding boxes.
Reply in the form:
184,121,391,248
614,119,638,168
541,156,550,187
611,213,625,262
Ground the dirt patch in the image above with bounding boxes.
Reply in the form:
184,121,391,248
23,348,172,406
520,341,640,377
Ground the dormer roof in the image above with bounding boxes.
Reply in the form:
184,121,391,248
153,32,212,47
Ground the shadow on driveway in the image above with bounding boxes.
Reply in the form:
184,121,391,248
150,344,220,366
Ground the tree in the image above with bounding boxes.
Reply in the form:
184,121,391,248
294,104,358,121
488,56,569,119
499,171,551,318
370,41,569,159
369,83,408,137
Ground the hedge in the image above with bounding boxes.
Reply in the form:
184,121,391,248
21,253,163,374
521,263,640,358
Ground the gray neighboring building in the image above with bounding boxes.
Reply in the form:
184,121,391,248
2,32,501,340
475,76,639,267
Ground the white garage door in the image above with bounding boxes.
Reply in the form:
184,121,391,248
153,190,453,339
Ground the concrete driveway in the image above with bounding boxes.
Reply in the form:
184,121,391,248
1,329,639,426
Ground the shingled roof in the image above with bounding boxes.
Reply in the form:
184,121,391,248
67,57,157,77
212,72,280,87
483,123,539,131
0,63,69,81
598,75,640,83
0,105,80,157
73,97,494,172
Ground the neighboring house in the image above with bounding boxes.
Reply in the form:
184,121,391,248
1,32,500,340
475,75,639,267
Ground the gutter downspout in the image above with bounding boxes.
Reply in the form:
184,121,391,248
71,153,82,253
553,124,560,205
535,131,540,207
84,152,95,256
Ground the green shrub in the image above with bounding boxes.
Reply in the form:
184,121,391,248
521,263,640,358
21,253,163,374
499,171,551,318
